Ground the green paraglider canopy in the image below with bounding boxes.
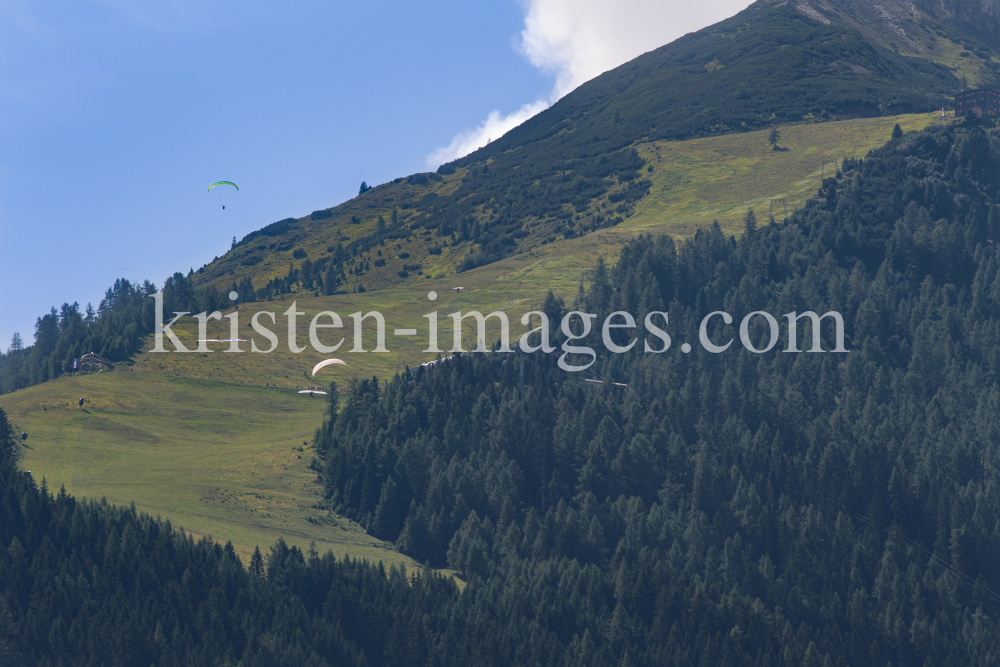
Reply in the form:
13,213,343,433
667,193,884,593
208,181,238,192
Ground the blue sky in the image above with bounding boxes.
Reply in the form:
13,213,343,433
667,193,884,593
0,0,751,349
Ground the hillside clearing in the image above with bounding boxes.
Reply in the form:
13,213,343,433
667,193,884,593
1,373,420,570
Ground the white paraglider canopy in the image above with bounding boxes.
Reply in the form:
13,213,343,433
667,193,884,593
311,358,347,377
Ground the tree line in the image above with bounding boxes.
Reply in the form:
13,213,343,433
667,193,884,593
0,271,258,394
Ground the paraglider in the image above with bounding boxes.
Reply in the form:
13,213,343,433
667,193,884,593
210,182,237,211
311,359,347,377
208,181,238,192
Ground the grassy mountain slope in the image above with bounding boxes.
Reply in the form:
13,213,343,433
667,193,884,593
0,372,419,570
202,112,949,304
0,113,952,566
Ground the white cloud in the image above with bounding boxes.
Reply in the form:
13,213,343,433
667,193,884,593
428,0,754,168
426,100,548,169
519,0,754,100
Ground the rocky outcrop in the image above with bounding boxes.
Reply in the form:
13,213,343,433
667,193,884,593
789,0,1000,51
788,0,930,52
917,0,1000,49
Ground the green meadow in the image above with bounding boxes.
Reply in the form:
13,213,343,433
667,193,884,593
0,372,419,571
628,113,951,235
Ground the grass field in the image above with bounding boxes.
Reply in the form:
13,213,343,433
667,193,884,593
628,113,950,235
0,372,420,570
0,112,955,570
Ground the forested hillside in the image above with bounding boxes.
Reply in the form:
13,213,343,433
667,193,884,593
313,118,1000,665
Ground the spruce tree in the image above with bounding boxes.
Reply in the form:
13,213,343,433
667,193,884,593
542,289,564,331
249,546,265,577
372,476,401,540
744,207,757,238
324,264,339,296
0,407,14,462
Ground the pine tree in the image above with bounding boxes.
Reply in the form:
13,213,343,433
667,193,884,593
743,207,757,238
768,128,780,147
324,264,340,296
249,546,265,577
372,476,401,540
0,407,15,461
8,333,22,354
302,259,313,288
542,290,564,331
892,124,904,140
